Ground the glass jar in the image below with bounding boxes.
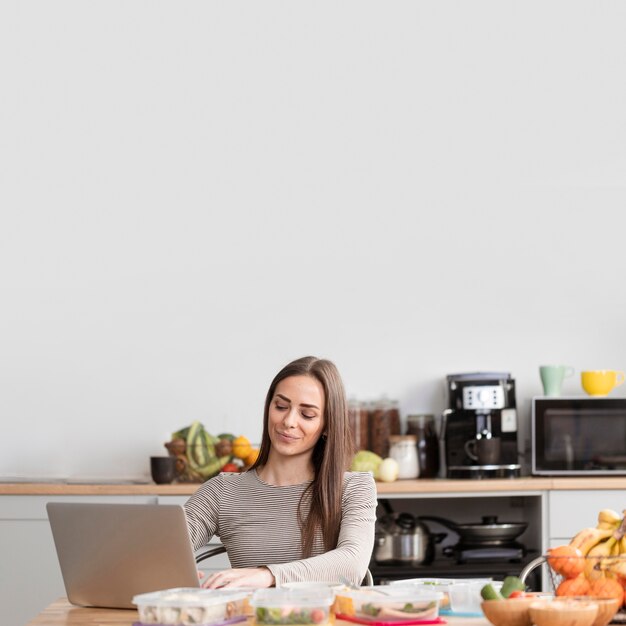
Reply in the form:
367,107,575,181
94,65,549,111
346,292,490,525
389,435,419,479
347,397,369,451
369,396,401,458
406,414,440,478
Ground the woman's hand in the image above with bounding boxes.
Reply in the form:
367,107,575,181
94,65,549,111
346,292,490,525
201,567,275,589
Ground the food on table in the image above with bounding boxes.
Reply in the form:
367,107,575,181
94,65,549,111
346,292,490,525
500,576,526,598
481,576,526,601
547,545,585,578
133,587,250,626
335,587,441,622
254,606,329,624
251,588,334,626
547,507,626,607
588,578,624,604
556,575,591,597
390,577,500,613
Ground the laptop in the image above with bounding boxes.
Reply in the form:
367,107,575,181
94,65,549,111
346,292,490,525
47,502,200,609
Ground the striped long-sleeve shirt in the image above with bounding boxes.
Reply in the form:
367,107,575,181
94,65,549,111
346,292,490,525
184,469,376,587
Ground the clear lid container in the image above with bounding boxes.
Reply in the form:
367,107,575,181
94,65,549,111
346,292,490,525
335,586,442,622
132,587,251,626
388,578,500,614
251,588,334,625
251,588,334,607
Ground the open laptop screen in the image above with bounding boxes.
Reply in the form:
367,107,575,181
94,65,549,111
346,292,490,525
47,502,199,609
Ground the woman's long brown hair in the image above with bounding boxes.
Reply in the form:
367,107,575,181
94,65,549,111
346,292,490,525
250,356,354,556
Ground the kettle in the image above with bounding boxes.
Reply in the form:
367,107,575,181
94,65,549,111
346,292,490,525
374,511,446,566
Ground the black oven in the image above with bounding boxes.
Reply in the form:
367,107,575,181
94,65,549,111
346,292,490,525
532,397,626,475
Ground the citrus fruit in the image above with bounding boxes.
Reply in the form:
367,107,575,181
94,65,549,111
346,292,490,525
244,448,260,466
232,436,252,459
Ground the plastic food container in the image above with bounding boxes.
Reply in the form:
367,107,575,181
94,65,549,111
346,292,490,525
389,578,498,614
335,586,442,622
132,587,251,626
250,588,335,626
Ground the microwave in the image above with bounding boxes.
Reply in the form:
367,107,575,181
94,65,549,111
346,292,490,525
532,397,626,475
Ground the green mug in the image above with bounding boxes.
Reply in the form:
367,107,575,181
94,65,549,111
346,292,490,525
540,365,575,397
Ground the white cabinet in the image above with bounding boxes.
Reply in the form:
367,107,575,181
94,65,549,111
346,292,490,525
0,495,156,626
548,490,626,544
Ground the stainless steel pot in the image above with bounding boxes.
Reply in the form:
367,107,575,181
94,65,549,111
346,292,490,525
374,512,446,565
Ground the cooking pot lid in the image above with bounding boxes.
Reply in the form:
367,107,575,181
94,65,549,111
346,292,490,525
396,513,415,530
459,515,523,529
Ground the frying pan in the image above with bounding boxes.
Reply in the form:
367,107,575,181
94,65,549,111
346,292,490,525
418,515,527,544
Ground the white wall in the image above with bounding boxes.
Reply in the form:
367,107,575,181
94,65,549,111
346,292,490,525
1,1,625,480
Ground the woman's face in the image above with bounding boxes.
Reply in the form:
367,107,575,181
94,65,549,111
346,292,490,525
268,375,326,460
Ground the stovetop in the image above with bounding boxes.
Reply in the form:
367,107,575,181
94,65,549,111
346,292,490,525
369,549,541,587
451,542,526,563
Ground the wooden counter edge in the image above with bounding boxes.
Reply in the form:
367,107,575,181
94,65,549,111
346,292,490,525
4,476,626,495
26,598,491,626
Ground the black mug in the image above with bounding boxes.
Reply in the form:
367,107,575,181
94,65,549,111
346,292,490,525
406,414,440,478
150,456,177,484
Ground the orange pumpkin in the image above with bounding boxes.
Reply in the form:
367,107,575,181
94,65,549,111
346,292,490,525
547,545,585,579
589,578,625,606
556,575,591,596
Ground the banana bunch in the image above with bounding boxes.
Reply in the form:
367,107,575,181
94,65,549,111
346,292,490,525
569,508,626,581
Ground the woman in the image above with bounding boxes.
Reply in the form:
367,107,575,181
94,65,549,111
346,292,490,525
184,356,377,588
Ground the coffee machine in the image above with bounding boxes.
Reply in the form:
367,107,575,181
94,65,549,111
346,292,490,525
442,372,521,478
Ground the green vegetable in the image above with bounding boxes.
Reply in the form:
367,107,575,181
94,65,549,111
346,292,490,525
255,607,324,625
361,604,381,617
480,583,504,601
178,421,229,479
500,576,526,598
350,450,383,474
172,426,190,440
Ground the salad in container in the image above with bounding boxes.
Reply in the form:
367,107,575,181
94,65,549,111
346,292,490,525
250,588,335,625
132,587,251,626
335,586,442,622
389,577,499,614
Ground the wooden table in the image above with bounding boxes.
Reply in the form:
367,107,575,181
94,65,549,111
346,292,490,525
26,599,491,626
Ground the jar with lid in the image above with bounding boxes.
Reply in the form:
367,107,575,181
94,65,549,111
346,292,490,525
347,397,369,451
389,435,419,479
369,396,401,459
406,414,440,478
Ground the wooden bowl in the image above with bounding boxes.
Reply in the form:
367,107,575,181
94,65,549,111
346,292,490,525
481,598,534,626
558,597,621,626
529,599,599,626
589,597,622,626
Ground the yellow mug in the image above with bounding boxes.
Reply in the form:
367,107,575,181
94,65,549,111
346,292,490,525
581,370,626,396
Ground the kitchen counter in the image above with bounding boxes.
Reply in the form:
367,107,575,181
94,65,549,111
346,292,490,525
26,598,491,626
3,476,626,495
